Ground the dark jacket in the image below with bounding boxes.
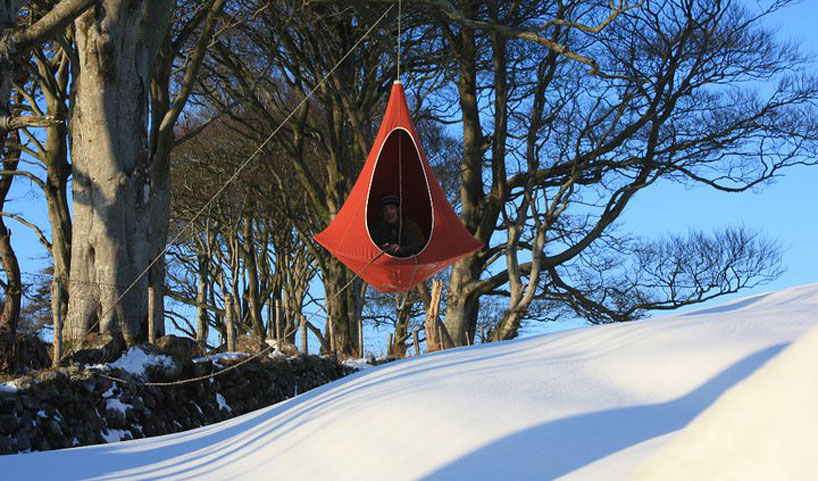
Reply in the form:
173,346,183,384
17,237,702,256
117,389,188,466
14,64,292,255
371,218,426,257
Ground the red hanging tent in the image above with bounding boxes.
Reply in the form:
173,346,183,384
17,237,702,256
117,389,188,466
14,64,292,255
314,81,482,293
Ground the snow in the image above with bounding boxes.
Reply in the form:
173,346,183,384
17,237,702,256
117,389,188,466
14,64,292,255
101,429,131,444
2,283,818,480
101,384,117,398
262,340,285,357
102,346,176,378
341,358,373,370
215,393,232,414
105,398,132,415
631,323,818,480
193,352,250,367
0,380,20,393
193,352,249,363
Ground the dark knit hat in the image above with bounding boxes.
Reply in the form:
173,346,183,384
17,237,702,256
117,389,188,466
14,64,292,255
379,194,400,207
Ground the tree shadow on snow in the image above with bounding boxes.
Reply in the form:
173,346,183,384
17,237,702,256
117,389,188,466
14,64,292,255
419,344,787,481
6,343,526,481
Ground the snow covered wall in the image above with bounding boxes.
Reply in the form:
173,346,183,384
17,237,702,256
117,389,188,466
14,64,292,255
3,284,817,480
0,350,351,454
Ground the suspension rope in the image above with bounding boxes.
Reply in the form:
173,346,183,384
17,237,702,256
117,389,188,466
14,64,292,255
395,0,402,246
61,4,396,361
396,0,401,82
398,130,403,250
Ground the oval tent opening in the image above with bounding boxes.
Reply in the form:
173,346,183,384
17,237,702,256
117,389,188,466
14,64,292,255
366,128,433,257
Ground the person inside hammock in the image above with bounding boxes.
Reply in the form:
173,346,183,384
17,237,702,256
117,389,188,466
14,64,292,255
372,194,425,257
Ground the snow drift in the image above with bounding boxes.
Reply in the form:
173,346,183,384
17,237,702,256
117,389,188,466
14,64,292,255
632,323,818,480
3,284,818,481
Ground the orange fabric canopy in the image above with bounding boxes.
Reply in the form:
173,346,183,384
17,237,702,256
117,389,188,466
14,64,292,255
314,81,482,292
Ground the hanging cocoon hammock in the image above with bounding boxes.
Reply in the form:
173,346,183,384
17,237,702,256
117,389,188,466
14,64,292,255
314,81,482,293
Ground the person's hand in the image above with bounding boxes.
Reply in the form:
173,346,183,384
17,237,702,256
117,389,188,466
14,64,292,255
382,243,400,255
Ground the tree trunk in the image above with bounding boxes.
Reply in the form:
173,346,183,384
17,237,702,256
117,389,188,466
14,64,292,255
390,293,413,358
443,11,488,347
0,222,21,334
493,202,548,341
242,218,264,340
0,2,18,122
443,261,481,346
146,71,173,344
34,44,73,329
322,257,359,357
424,279,451,353
64,1,171,346
225,294,235,352
0,127,22,334
0,3,18,335
43,114,71,337
195,253,210,346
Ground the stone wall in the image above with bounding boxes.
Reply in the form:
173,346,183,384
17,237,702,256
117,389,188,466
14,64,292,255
0,351,354,454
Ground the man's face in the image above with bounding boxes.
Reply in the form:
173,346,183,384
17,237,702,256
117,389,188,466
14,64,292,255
381,203,400,225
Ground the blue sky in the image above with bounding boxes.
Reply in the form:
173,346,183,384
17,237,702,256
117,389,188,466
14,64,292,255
622,0,818,311
5,1,818,347
520,0,818,337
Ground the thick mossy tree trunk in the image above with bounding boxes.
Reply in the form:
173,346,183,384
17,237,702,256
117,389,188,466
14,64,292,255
64,1,171,346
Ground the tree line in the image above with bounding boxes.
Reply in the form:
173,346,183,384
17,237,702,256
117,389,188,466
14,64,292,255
0,0,814,364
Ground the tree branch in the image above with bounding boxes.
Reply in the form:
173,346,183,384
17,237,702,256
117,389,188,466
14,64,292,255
0,212,51,250
0,0,96,62
0,115,62,132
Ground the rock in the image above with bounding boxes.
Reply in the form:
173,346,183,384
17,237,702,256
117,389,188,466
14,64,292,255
0,414,19,434
0,436,13,454
20,394,38,410
44,418,63,436
105,406,126,430
66,332,126,366
0,345,351,456
156,335,203,364
36,435,51,451
234,335,267,354
0,331,51,374
14,430,31,451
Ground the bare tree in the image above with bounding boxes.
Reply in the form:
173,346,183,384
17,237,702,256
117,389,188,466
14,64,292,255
63,0,174,345
0,1,95,341
459,0,816,342
167,115,322,350
63,0,228,348
2,0,812,359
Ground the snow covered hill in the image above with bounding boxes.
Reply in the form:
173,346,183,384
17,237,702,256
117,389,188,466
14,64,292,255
4,284,818,480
